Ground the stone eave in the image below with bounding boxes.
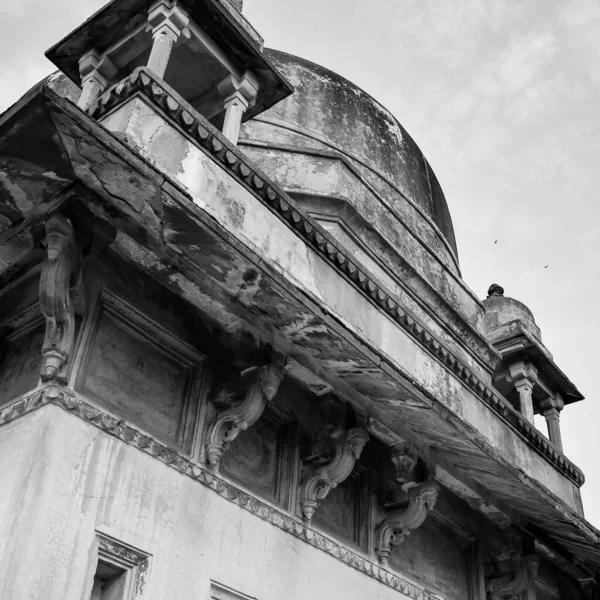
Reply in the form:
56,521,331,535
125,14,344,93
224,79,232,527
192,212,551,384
3,84,600,573
491,322,584,405
44,0,294,121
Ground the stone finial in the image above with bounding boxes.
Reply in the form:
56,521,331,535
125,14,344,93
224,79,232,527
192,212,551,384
487,284,504,298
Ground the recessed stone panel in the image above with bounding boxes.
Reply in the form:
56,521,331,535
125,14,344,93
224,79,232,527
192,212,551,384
0,320,43,405
389,520,471,600
77,291,203,450
313,467,370,549
220,405,294,509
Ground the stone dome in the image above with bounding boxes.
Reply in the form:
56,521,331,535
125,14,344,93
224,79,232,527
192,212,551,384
240,49,459,273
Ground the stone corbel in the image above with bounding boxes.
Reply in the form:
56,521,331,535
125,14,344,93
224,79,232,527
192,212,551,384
205,356,285,468
77,49,118,111
39,214,82,383
390,443,418,486
487,553,540,600
375,480,441,566
299,427,369,520
146,0,190,78
217,72,259,144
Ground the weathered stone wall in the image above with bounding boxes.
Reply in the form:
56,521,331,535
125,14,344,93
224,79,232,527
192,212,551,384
0,405,464,600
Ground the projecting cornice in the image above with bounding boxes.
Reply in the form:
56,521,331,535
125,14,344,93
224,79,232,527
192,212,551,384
85,68,582,487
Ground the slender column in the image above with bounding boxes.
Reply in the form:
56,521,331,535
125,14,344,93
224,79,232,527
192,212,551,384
147,27,179,77
147,0,190,78
540,393,564,452
78,73,107,111
514,380,535,423
217,72,259,144
509,361,538,424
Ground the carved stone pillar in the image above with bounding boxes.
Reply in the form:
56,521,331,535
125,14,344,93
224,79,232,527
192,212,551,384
147,0,190,78
540,393,564,452
205,357,285,468
486,553,540,600
508,361,538,424
217,72,259,144
299,427,369,520
375,480,440,566
77,49,117,111
39,214,82,383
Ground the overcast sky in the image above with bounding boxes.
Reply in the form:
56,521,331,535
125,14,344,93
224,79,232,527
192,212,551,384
1,0,599,526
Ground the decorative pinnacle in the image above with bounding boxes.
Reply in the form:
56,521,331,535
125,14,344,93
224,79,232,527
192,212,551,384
487,283,504,298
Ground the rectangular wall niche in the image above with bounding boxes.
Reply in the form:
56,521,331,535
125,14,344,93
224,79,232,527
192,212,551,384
211,580,257,600
76,289,204,452
88,532,151,600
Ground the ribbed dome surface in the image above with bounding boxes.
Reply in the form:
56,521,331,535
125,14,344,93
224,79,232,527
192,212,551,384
247,49,458,262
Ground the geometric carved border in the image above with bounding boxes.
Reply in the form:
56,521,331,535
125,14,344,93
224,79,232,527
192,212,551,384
94,531,151,600
0,385,441,600
75,288,205,453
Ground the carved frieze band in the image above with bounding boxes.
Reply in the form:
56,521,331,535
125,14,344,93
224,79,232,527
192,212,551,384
299,427,369,520
486,553,540,600
39,214,82,383
84,68,583,487
375,480,441,566
206,358,285,468
0,387,440,600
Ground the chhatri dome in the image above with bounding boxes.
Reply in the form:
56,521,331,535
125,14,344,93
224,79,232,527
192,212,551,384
240,49,459,269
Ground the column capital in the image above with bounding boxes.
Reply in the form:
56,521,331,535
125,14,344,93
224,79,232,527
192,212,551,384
218,71,259,107
508,360,538,386
540,391,564,414
148,0,190,38
78,49,118,83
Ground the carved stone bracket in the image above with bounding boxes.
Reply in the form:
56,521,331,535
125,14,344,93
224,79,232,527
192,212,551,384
487,553,540,600
375,480,441,566
206,358,285,468
39,214,82,383
299,427,369,520
391,443,418,486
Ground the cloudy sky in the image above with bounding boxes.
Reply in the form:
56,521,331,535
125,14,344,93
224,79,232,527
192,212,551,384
1,1,599,526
